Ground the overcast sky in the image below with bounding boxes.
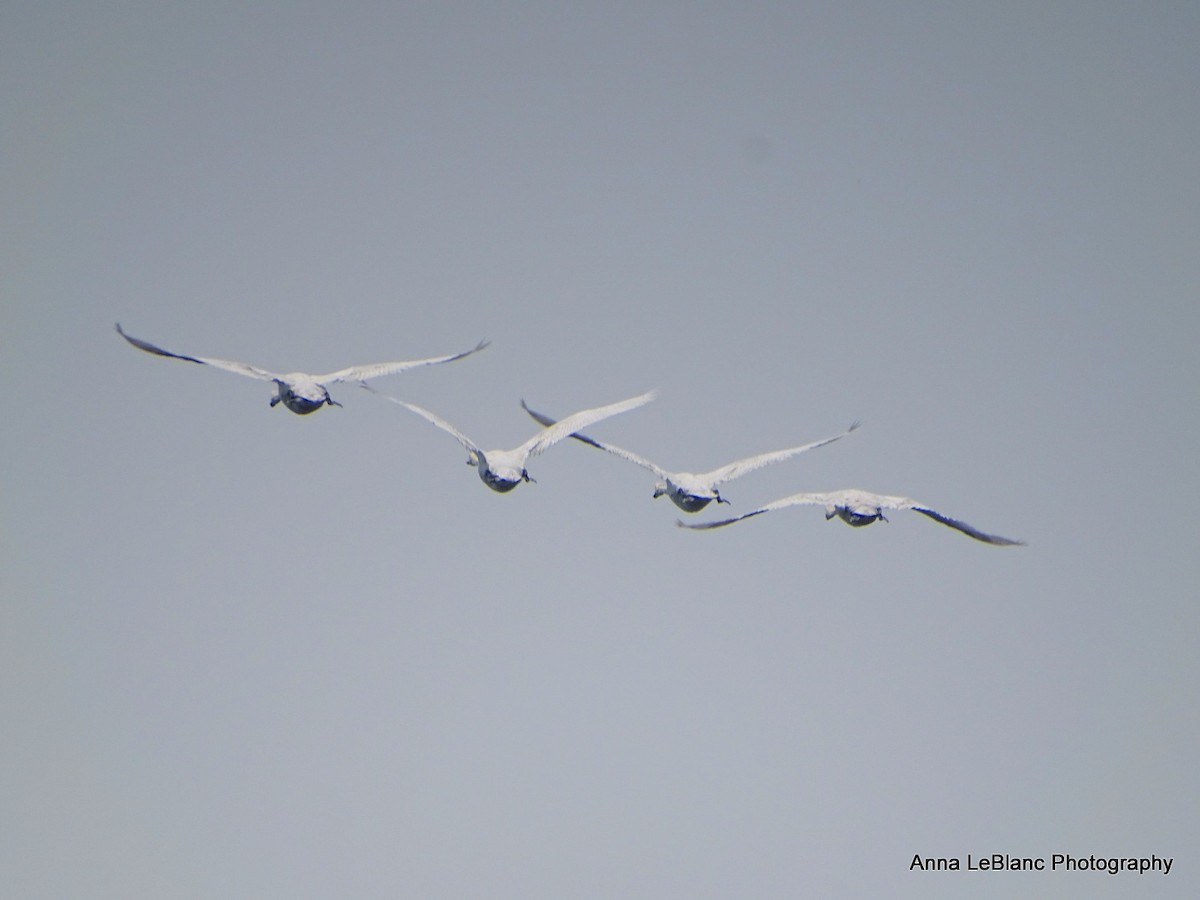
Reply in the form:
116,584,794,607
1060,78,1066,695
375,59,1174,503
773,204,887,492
4,3,1198,898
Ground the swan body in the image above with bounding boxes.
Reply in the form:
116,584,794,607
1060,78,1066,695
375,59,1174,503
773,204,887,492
522,401,859,512
678,488,1024,545
366,386,656,492
116,323,489,414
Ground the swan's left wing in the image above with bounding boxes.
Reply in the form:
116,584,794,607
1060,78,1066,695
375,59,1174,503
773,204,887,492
115,323,281,381
676,491,835,530
360,384,483,458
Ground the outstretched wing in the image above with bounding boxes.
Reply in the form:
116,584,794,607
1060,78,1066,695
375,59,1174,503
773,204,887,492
827,489,1024,544
520,400,669,477
317,339,490,384
676,491,835,530
115,323,281,381
361,384,483,458
702,421,861,486
680,484,1025,546
518,390,656,459
910,505,1025,545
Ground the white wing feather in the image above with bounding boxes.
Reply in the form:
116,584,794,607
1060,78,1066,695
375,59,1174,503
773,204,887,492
115,323,281,381
520,401,670,478
361,385,483,457
677,491,840,529
680,487,1024,544
701,422,861,486
317,339,490,384
518,390,656,459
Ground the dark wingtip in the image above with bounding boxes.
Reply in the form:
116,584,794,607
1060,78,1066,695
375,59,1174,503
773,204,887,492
676,516,735,531
520,401,560,431
912,506,1025,545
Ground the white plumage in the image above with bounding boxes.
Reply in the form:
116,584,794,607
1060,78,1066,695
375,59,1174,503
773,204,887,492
523,400,859,512
365,386,657,493
677,488,1024,545
116,323,488,414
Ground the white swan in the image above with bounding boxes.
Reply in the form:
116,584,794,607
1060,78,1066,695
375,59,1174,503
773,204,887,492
364,386,657,492
116,323,489,415
677,488,1024,545
522,401,859,512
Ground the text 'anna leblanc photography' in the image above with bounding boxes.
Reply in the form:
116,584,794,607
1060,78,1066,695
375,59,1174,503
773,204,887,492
910,854,1173,875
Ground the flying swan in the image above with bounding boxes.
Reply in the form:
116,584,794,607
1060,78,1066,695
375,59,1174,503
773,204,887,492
522,401,859,512
677,488,1024,544
115,323,489,414
364,385,656,492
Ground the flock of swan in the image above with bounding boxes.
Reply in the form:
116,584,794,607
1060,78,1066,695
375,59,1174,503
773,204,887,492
115,324,1024,546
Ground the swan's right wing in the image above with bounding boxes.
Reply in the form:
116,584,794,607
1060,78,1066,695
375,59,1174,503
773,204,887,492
519,390,656,459
703,422,861,486
115,323,281,381
520,400,668,477
910,504,1026,545
318,339,490,384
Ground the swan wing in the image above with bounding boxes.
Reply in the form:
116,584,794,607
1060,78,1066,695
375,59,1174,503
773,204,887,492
520,400,668,477
910,504,1025,545
360,384,482,457
680,485,1025,545
115,323,281,381
703,421,861,486
518,390,656,459
676,491,837,530
317,339,490,384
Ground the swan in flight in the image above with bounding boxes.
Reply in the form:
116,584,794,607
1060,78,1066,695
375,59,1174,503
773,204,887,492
364,386,657,493
522,401,859,512
115,323,489,415
677,488,1024,545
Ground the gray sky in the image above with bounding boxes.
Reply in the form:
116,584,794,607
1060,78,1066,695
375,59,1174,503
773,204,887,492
4,2,1198,897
